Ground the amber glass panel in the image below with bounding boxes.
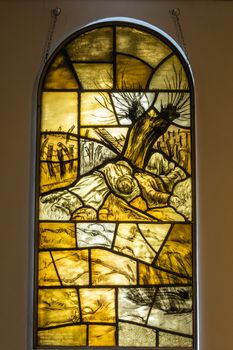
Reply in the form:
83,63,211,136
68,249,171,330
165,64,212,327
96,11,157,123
99,193,154,221
38,288,80,328
116,27,172,68
41,92,78,132
73,63,113,89
79,288,115,322
92,249,137,285
38,252,60,286
149,54,189,89
139,263,190,285
52,250,89,285
116,54,152,89
156,224,192,277
40,159,78,194
44,53,79,89
80,92,117,126
153,124,191,173
39,130,78,194
89,325,116,346
114,223,155,263
38,325,87,346
39,222,76,249
66,27,113,61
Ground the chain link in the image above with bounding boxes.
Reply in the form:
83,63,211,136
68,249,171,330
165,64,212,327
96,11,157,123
44,7,61,63
169,8,189,59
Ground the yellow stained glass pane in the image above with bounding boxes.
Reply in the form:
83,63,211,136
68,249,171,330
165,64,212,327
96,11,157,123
130,196,148,211
147,207,185,222
89,325,115,346
44,53,79,89
116,27,171,68
80,127,128,152
40,133,78,162
92,249,137,285
81,92,117,126
99,193,154,221
119,322,156,346
41,92,78,132
80,288,115,322
40,159,78,194
38,325,87,346
38,252,60,286
38,288,79,328
149,54,189,90
66,27,113,61
138,224,171,253
139,263,190,285
156,224,192,277
52,250,89,285
40,131,78,193
114,223,155,263
154,124,191,174
39,222,76,249
116,54,152,89
73,63,113,89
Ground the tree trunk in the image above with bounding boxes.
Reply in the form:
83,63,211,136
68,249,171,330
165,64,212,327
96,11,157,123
123,108,172,169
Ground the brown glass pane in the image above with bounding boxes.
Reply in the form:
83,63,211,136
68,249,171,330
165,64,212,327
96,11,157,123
39,222,76,249
66,27,113,62
44,53,79,89
116,27,172,68
38,325,87,346
116,54,152,89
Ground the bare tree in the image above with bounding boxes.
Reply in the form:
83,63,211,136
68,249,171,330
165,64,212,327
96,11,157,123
96,66,190,169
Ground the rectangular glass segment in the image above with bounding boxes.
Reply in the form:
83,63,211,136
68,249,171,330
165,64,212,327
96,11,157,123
35,22,195,349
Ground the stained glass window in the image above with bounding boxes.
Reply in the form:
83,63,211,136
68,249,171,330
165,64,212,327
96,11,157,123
34,19,196,348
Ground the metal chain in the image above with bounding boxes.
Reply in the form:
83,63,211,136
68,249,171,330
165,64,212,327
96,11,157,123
169,8,189,59
44,7,61,63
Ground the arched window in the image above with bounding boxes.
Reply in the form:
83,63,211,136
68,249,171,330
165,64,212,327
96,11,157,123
35,18,196,348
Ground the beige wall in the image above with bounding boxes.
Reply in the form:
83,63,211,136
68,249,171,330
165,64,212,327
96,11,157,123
0,0,233,349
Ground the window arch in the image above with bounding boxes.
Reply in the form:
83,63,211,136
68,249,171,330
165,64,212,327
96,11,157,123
35,18,196,348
